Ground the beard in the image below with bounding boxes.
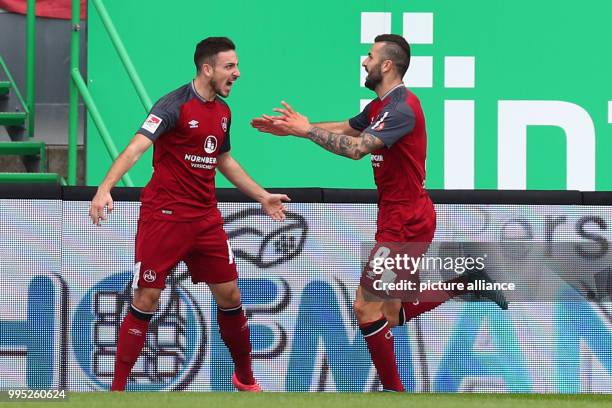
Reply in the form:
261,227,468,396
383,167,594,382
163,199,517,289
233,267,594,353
364,64,383,90
211,77,229,97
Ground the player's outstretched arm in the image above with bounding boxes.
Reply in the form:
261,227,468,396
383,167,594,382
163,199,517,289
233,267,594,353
217,153,291,221
257,101,384,160
88,133,153,225
310,121,361,136
252,116,360,137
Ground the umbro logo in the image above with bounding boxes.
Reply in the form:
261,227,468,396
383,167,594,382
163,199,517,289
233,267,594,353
128,328,143,336
188,119,199,128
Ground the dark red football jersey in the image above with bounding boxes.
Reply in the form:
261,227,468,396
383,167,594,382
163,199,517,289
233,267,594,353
349,85,435,236
136,81,231,221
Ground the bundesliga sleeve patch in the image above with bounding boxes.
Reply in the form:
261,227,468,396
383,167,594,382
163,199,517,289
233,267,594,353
142,114,163,134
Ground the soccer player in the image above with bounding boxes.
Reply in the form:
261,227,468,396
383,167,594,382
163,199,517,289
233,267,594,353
89,37,289,392
252,34,506,392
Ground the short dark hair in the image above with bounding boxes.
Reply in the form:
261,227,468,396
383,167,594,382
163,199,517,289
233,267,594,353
194,37,236,72
374,34,411,77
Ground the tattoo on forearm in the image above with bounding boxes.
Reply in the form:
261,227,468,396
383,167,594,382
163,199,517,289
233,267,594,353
305,127,382,159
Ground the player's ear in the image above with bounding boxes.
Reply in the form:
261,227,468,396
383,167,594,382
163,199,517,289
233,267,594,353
382,59,393,73
201,63,213,77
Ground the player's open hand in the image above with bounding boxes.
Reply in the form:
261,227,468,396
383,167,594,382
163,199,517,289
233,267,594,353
270,101,311,137
260,193,291,221
251,116,293,136
89,189,114,226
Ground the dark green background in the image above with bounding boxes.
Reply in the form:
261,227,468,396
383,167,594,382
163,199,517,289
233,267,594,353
87,1,612,190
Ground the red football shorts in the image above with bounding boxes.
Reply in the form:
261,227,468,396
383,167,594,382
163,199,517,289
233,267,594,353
360,199,436,301
132,208,237,289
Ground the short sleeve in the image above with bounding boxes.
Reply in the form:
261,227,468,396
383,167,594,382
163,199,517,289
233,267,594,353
220,117,231,154
364,104,416,147
137,94,180,141
348,101,373,132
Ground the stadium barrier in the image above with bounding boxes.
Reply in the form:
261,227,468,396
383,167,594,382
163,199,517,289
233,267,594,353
1,184,611,392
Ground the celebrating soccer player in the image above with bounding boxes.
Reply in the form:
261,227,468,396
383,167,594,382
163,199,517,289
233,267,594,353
89,37,290,392
252,34,506,392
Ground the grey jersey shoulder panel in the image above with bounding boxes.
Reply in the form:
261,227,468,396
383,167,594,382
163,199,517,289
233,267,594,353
348,100,374,132
137,83,191,141
365,87,416,148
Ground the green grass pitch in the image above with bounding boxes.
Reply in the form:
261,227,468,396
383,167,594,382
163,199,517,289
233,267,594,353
1,392,610,408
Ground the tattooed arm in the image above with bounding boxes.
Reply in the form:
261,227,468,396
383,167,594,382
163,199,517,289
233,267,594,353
251,118,360,137
311,121,361,136
254,101,384,160
304,127,384,160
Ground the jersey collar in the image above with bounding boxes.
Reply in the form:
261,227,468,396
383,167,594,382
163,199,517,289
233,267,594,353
379,83,405,101
191,80,216,103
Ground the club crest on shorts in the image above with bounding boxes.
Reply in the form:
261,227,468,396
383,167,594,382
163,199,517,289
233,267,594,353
143,269,157,282
221,117,228,132
204,135,218,154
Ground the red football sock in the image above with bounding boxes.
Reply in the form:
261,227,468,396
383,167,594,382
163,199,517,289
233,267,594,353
360,318,404,392
402,274,468,321
111,306,153,391
217,305,255,385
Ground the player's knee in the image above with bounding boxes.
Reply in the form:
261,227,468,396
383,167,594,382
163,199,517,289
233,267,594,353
217,286,242,309
352,300,364,321
385,310,400,328
353,298,377,323
132,288,161,312
383,302,401,328
227,291,241,308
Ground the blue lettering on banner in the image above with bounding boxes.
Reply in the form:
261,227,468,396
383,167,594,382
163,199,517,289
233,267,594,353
434,302,530,392
555,288,612,393
287,280,415,391
0,276,56,388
